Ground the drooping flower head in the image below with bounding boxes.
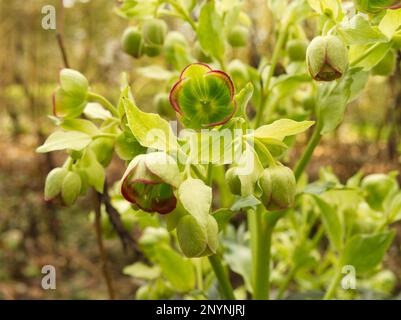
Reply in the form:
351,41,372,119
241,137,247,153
121,152,181,214
169,63,236,129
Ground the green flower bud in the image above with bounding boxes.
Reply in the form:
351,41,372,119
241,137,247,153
154,93,175,118
306,35,348,81
115,131,146,161
142,19,167,47
372,50,396,76
89,137,114,167
361,173,398,211
61,171,82,206
259,166,296,211
227,25,249,48
287,39,308,62
44,167,68,201
193,42,213,63
176,215,218,258
121,26,144,58
353,0,401,13
164,31,192,70
225,167,242,195
144,44,162,57
121,153,180,214
53,69,89,118
170,63,237,129
76,168,90,196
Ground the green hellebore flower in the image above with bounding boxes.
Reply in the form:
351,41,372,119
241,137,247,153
154,92,175,118
169,63,237,129
361,173,397,211
53,69,89,118
142,19,167,47
287,39,308,62
353,0,401,13
225,167,242,196
61,171,82,206
306,35,348,81
121,153,180,214
121,26,144,58
259,166,296,211
227,25,249,48
44,167,69,201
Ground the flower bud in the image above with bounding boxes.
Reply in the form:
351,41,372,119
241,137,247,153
287,39,308,62
164,32,192,69
353,0,400,13
169,63,237,129
142,19,167,47
61,171,82,206
176,215,218,258
154,93,175,118
227,59,249,90
144,44,162,57
227,25,249,48
193,42,213,63
225,167,242,195
44,167,69,201
53,69,89,118
121,153,180,214
306,35,348,81
361,173,397,211
259,166,296,211
121,27,144,58
89,137,114,167
372,50,396,76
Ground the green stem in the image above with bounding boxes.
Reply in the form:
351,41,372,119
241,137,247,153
255,23,289,127
88,92,119,118
92,133,116,139
251,206,274,299
294,122,322,181
350,42,381,67
168,0,197,31
276,267,297,300
208,255,236,300
323,267,343,300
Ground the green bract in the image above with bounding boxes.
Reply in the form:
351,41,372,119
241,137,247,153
169,63,236,129
306,35,348,81
53,69,89,118
121,152,181,214
121,26,144,58
258,166,296,211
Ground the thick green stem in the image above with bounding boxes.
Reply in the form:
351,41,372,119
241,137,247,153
251,207,275,299
88,92,119,117
208,255,236,300
294,122,322,181
323,267,343,300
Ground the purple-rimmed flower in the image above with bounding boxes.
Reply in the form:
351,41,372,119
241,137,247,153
169,63,237,129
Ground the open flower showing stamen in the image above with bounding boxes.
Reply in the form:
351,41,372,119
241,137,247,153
121,152,181,214
169,63,237,129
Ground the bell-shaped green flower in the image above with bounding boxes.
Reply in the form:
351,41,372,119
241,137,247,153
225,167,242,196
258,166,296,211
44,167,69,201
169,63,237,129
142,19,167,47
306,35,348,81
121,26,144,58
227,25,249,48
121,152,181,214
53,69,89,118
287,39,308,62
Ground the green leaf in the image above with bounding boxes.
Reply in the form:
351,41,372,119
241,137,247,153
83,102,112,120
349,42,392,70
213,208,235,231
254,119,315,141
36,131,91,153
230,195,261,212
198,1,225,62
312,195,343,252
60,118,99,135
154,245,196,292
337,15,388,45
341,231,395,274
79,149,105,193
122,88,179,152
178,178,212,226
123,262,161,280
379,8,401,39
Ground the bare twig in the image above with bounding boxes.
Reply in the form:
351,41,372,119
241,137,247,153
93,191,116,300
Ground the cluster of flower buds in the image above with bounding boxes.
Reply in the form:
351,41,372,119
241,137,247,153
121,19,167,58
306,35,348,81
169,63,237,129
45,168,82,206
53,69,89,118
